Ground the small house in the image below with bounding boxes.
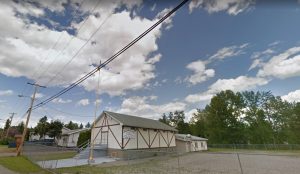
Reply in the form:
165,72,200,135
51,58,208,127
175,134,208,153
57,127,89,147
29,132,53,141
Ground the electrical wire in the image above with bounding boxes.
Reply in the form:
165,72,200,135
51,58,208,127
35,0,102,83
44,11,113,86
13,0,86,116
32,0,189,110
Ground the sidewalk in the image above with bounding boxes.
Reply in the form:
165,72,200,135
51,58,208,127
37,157,117,169
0,165,18,174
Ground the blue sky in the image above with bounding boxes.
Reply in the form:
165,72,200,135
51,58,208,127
1,0,300,127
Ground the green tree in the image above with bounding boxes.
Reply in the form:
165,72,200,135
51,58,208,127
79,123,83,129
34,116,49,139
65,121,79,130
190,109,208,138
85,122,91,128
16,122,24,134
158,113,169,125
77,129,91,147
205,90,246,144
288,103,300,144
48,120,64,140
168,111,190,134
4,119,11,130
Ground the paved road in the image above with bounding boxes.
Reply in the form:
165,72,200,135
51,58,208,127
95,152,300,174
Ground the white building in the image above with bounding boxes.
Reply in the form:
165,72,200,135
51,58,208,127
175,134,208,153
29,132,53,141
91,111,177,157
57,127,89,147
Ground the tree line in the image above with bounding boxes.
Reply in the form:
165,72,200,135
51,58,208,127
1,115,91,142
159,90,300,144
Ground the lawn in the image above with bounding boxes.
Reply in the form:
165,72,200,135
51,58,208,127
54,159,159,174
0,156,50,174
29,151,77,161
208,147,300,156
0,145,15,153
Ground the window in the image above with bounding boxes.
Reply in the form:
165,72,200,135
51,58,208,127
195,142,198,148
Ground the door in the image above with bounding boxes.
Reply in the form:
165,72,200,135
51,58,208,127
101,131,108,144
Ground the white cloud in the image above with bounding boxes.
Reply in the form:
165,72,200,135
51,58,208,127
0,1,169,96
282,89,300,103
251,48,274,60
208,43,248,61
185,76,269,103
185,109,198,122
33,93,44,99
52,98,72,104
249,48,275,70
185,60,215,85
94,99,102,106
249,59,263,71
189,0,254,15
185,92,213,103
208,76,269,93
0,90,13,96
116,96,186,119
257,47,300,79
184,43,247,85
150,3,156,11
77,99,89,106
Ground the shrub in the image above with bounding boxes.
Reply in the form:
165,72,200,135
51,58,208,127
77,129,91,147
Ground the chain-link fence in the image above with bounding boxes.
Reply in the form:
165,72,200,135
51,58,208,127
22,142,300,174
23,141,78,169
209,144,300,150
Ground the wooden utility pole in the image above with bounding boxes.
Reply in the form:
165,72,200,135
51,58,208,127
5,112,16,138
17,82,46,156
89,61,101,163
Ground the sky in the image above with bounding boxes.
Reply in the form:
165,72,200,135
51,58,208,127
1,0,300,128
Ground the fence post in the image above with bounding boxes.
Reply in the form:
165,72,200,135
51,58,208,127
177,152,180,174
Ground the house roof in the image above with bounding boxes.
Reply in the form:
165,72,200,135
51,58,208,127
62,128,89,135
175,134,208,142
103,111,177,132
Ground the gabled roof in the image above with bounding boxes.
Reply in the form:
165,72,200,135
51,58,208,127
62,128,89,135
175,134,208,141
102,111,177,132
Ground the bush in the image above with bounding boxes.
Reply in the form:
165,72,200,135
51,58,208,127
77,129,91,147
0,138,14,145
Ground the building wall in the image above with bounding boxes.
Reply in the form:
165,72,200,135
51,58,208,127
66,132,80,147
92,113,122,149
175,140,189,153
123,127,176,149
176,140,208,152
92,113,176,150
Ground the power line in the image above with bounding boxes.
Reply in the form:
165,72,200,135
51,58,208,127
13,0,86,115
44,11,113,86
32,0,189,110
44,105,94,118
35,0,102,83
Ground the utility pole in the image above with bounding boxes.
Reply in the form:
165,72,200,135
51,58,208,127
17,82,46,156
5,112,16,138
89,60,101,163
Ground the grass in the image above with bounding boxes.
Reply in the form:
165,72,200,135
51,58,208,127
0,156,50,174
54,158,162,174
0,145,15,153
30,151,77,161
208,147,300,156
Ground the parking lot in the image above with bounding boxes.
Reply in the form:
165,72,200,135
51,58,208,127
54,151,300,174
